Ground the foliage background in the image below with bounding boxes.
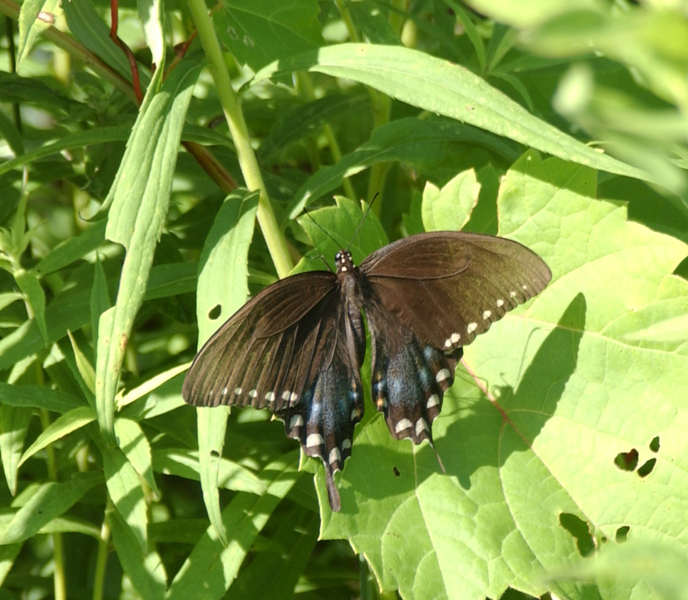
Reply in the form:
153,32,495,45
0,0,687,599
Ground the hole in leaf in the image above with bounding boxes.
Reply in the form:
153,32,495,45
614,448,638,471
392,466,400,477
649,436,660,453
208,304,222,320
559,513,595,557
616,526,630,543
637,458,656,478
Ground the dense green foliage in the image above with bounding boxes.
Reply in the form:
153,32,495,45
0,0,687,599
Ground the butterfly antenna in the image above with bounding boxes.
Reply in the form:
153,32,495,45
303,207,343,248
346,193,379,252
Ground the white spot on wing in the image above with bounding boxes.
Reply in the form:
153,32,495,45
221,387,228,396
341,438,352,450
436,369,450,383
415,418,428,437
306,433,324,448
282,390,291,401
289,392,298,406
289,415,303,430
234,388,242,396
427,394,439,409
451,332,461,344
510,291,517,298
329,447,341,465
496,298,505,308
265,391,275,402
467,322,478,333
249,389,257,398
483,310,492,320
444,338,452,349
395,418,413,434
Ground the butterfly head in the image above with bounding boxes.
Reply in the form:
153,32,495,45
335,250,356,274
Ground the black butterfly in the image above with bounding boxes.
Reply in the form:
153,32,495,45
182,232,551,511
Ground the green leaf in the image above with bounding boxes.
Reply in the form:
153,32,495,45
0,404,33,495
96,59,201,442
19,406,94,467
321,151,688,600
114,418,157,494
422,169,480,232
0,472,102,544
287,117,519,218
166,453,301,600
90,254,110,352
153,448,265,495
101,443,148,553
67,331,96,395
14,270,47,344
0,382,83,413
554,540,688,600
462,0,604,29
194,189,259,545
252,44,652,186
624,314,688,343
108,507,166,600
35,220,107,277
215,0,324,71
17,0,62,67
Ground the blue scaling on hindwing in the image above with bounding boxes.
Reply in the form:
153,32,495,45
373,336,460,444
278,355,362,512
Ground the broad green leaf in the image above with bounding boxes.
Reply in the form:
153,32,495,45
0,404,32,494
101,443,148,553
195,189,259,545
114,418,157,494
288,117,520,218
252,44,652,186
215,0,323,71
422,169,480,232
108,507,166,600
138,0,165,67
152,448,265,495
0,472,102,544
321,152,688,600
96,59,201,442
19,406,95,467
554,540,688,600
166,453,301,600
624,314,688,343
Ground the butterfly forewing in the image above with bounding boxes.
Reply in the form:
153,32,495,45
361,232,552,352
182,271,337,409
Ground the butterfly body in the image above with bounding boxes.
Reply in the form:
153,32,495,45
183,232,552,511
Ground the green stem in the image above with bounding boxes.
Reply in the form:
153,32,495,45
92,510,111,600
39,410,67,600
186,0,293,278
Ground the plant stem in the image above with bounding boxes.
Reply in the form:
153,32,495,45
186,0,293,278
